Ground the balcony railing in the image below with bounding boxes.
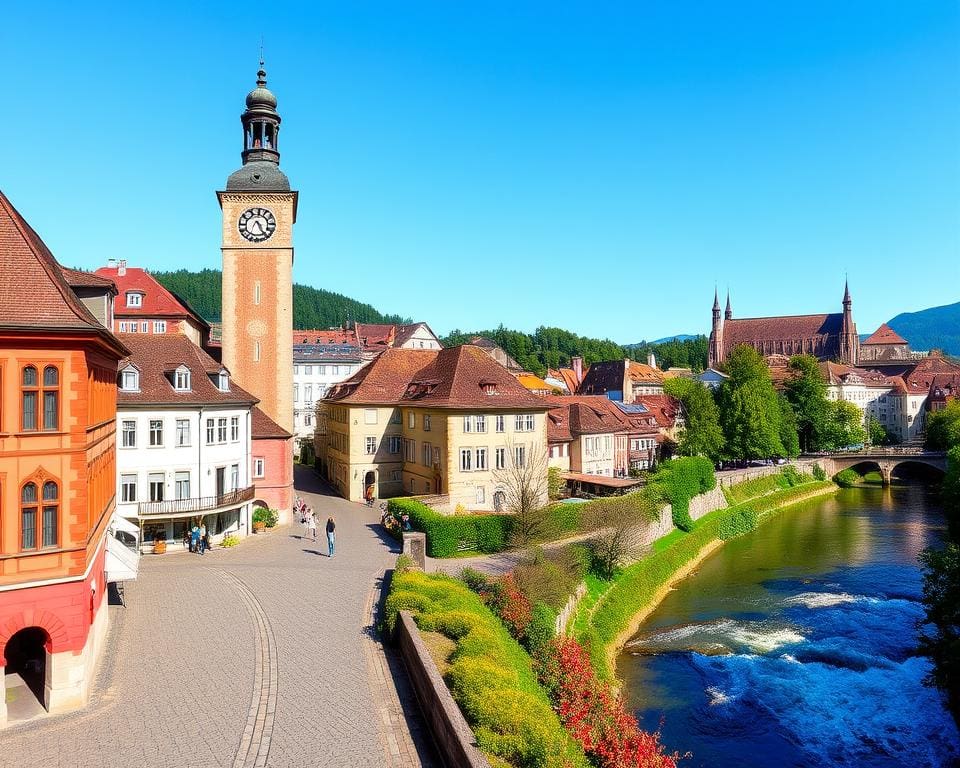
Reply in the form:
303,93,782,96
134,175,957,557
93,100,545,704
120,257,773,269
138,486,255,517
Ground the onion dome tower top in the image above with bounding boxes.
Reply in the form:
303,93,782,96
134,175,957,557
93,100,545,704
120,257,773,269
226,59,290,191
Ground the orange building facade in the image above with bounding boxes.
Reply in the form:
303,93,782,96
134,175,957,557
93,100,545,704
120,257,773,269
0,192,126,725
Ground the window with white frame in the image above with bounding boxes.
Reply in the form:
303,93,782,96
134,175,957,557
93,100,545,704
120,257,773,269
253,457,265,478
293,384,299,402
122,419,137,448
424,414,431,431
496,415,505,433
460,448,472,472
140,321,148,332
515,414,524,431
514,445,526,468
175,471,191,500
364,409,378,425
174,368,190,391
149,419,163,447
318,365,327,375
495,447,506,470
422,442,432,466
230,416,240,442
206,418,215,444
304,365,312,375
304,384,313,403
176,418,190,446
408,411,416,429
463,415,472,433
126,291,143,307
121,368,139,391
365,436,377,455
121,474,137,502
331,365,339,375
294,365,300,375
218,372,229,391
475,447,487,471
153,321,167,333
231,464,240,490
475,415,487,433
148,473,164,502
524,414,535,431
305,413,313,427
217,417,227,443
476,486,485,505
404,439,417,462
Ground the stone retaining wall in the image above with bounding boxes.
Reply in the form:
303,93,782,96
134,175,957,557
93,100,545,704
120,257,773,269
395,610,491,768
555,582,587,636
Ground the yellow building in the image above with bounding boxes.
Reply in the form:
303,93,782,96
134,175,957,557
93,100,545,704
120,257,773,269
315,346,551,512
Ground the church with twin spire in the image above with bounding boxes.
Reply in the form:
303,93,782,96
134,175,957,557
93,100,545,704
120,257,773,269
708,281,860,368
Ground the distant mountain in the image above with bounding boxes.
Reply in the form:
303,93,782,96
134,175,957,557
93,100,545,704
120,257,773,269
886,301,960,355
625,334,696,348
152,269,410,329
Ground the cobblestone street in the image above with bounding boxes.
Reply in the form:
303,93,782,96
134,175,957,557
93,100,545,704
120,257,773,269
1,466,437,768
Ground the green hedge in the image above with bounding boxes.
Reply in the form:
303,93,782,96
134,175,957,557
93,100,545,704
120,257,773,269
646,456,716,532
722,466,813,505
834,468,859,488
581,480,836,679
386,568,589,768
388,498,514,558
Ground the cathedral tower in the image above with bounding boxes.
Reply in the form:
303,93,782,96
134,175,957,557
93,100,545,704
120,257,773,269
708,288,724,367
839,279,859,365
218,60,297,434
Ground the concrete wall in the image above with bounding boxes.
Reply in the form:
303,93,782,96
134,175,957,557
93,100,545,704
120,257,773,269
395,611,491,768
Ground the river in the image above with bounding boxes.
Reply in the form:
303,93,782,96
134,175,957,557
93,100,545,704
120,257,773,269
619,484,960,768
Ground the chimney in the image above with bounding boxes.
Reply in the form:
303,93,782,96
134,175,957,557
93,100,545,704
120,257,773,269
107,258,117,269
647,352,657,369
117,259,127,276
571,356,583,383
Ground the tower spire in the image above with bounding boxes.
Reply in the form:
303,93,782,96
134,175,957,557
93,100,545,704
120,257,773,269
725,289,732,320
240,57,281,166
713,286,720,312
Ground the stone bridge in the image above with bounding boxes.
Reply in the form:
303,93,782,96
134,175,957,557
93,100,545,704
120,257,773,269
808,449,947,485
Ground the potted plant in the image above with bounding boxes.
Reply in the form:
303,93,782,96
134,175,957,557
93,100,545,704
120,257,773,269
153,536,167,554
252,507,268,533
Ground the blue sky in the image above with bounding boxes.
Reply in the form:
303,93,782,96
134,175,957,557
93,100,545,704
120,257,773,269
4,2,958,342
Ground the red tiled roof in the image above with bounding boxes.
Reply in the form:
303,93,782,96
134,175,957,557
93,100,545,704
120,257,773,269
62,268,117,292
95,266,202,321
578,359,663,397
545,395,632,437
117,334,257,407
0,191,115,334
549,367,584,395
634,394,682,429
903,354,960,393
862,323,908,346
252,405,292,439
354,322,440,350
719,313,846,360
325,345,548,410
293,328,357,345
819,361,898,388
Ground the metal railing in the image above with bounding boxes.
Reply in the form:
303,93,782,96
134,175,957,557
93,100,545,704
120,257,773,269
138,486,255,517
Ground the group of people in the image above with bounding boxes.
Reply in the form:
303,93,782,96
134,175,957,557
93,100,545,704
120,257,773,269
295,497,336,557
184,522,211,554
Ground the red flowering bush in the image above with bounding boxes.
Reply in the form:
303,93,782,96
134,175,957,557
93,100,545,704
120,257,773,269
537,638,679,768
486,574,533,641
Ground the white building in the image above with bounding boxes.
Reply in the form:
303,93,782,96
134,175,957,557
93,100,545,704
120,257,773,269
293,344,362,448
116,334,257,550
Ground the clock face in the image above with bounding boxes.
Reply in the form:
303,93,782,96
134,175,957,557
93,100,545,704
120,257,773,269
238,207,277,242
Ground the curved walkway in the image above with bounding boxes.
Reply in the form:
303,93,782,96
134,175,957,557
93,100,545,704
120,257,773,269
2,465,438,768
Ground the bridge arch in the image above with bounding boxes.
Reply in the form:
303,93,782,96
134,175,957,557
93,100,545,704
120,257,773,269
889,460,946,483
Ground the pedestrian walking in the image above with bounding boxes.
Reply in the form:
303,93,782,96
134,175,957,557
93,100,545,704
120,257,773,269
326,516,336,557
190,524,200,555
307,509,318,542
199,522,207,555
364,483,374,507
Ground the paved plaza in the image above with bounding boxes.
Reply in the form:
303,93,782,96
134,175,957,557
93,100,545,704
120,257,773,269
2,466,438,768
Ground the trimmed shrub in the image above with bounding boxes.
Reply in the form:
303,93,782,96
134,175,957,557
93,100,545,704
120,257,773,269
812,463,827,481
723,467,815,505
646,457,716,532
527,602,558,658
718,505,758,539
835,468,859,488
252,507,279,527
385,569,590,767
460,567,491,594
387,497,514,557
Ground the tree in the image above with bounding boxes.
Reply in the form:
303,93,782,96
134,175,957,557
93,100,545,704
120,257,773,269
494,438,551,546
927,401,960,452
717,346,785,460
919,542,960,724
784,355,829,452
663,377,723,462
584,495,647,580
778,394,801,458
821,400,867,450
868,418,894,447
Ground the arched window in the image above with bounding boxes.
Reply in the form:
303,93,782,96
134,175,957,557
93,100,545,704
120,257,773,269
20,483,37,550
21,366,38,430
43,366,59,430
42,481,59,548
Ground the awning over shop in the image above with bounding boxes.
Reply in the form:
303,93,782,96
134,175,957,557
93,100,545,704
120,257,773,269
561,472,642,490
106,515,140,583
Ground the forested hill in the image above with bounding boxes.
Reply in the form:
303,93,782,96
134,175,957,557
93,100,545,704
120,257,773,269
887,301,960,355
152,269,410,328
441,327,708,377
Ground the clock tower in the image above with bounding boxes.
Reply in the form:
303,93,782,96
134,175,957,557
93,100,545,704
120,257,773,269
218,60,297,435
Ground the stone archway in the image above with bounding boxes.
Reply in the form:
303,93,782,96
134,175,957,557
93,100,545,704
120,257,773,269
3,626,51,719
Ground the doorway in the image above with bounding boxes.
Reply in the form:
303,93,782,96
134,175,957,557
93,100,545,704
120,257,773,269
215,467,226,497
364,471,376,502
4,627,49,720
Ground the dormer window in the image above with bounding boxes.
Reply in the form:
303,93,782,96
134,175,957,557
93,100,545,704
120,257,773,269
120,367,139,392
218,371,229,391
174,366,191,391
126,291,144,308
480,379,499,396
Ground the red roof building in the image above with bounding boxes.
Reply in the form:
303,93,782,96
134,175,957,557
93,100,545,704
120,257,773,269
859,323,912,366
0,190,128,724
94,261,210,347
